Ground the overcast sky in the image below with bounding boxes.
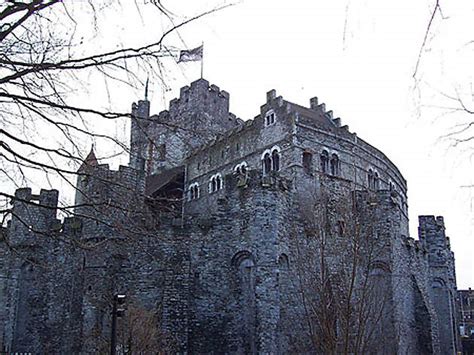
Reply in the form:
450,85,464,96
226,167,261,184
144,0,472,287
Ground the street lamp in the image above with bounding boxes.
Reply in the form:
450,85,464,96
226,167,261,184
110,294,126,355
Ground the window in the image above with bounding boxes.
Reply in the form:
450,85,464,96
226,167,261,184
189,183,200,201
158,144,166,161
374,171,380,190
330,153,339,176
368,169,374,188
261,146,281,174
234,162,248,175
302,151,313,174
388,180,395,191
320,150,329,173
272,149,280,171
368,169,380,190
209,173,223,193
263,153,272,174
265,110,276,126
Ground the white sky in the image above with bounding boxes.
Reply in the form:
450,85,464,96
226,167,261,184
8,1,473,287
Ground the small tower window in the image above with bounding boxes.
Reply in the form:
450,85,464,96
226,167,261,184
302,151,313,174
330,153,340,176
320,150,329,173
265,110,276,126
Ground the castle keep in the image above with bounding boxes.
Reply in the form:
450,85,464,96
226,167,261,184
0,79,460,353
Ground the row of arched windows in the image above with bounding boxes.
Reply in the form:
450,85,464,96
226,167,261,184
191,152,397,199
188,147,283,201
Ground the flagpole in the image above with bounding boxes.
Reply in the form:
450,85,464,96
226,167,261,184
200,41,204,79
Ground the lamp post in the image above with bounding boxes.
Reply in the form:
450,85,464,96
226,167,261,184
110,294,126,355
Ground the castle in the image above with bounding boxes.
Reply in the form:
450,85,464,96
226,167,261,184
0,79,461,353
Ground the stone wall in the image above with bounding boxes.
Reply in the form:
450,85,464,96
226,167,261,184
0,79,461,354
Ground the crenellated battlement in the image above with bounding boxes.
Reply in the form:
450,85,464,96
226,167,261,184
7,188,60,246
418,215,451,251
168,78,230,118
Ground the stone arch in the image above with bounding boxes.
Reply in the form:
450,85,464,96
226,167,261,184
231,250,256,354
369,260,391,274
412,276,434,354
278,253,289,270
231,250,254,268
431,277,446,288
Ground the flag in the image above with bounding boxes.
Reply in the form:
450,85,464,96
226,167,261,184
178,45,203,63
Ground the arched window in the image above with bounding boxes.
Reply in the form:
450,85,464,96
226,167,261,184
271,149,280,171
374,171,380,190
262,146,281,175
209,174,223,193
216,174,222,190
231,250,257,352
320,150,329,173
368,169,374,189
263,153,272,174
302,151,312,174
330,153,339,176
212,177,217,192
189,183,200,201
234,162,248,175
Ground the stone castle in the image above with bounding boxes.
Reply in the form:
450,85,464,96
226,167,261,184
0,79,461,353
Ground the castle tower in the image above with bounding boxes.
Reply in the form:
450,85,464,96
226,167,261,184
2,189,59,352
129,79,241,177
75,146,98,209
130,97,150,171
419,216,460,354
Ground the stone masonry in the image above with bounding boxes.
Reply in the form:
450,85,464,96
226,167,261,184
0,78,461,353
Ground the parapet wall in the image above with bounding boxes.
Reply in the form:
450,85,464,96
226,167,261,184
169,79,230,118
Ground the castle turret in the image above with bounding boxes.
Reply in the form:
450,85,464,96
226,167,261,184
419,215,460,354
9,188,59,246
130,97,150,171
75,146,98,209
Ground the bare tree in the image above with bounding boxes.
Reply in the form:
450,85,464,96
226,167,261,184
292,182,394,354
0,1,231,234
